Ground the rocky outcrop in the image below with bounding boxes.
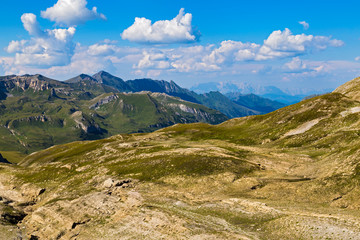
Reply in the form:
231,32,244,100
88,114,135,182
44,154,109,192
0,154,10,164
168,103,228,123
90,94,119,109
71,111,106,135
1,75,52,92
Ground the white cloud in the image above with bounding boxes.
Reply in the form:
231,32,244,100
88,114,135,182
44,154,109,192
207,28,343,63
299,21,309,30
135,46,220,73
41,0,106,26
5,13,76,67
21,13,44,36
203,41,260,65
355,56,360,61
6,40,28,53
284,57,308,72
131,28,343,77
87,44,118,56
263,29,312,51
136,51,171,69
121,8,200,44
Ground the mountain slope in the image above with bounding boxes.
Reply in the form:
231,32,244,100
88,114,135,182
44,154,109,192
196,91,259,117
1,77,360,239
334,76,360,101
226,92,286,113
92,71,133,92
0,74,227,153
92,71,278,118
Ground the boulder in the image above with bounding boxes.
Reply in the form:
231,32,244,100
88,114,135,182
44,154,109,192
103,178,114,188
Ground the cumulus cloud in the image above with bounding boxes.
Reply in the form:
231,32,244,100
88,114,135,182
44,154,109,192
299,21,309,30
206,28,344,64
135,46,220,73
121,8,200,44
132,28,343,76
5,13,76,67
21,13,44,36
87,43,118,56
136,51,171,69
284,57,309,72
41,0,106,26
203,41,260,65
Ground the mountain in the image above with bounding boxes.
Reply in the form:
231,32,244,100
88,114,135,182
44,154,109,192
196,91,259,117
1,77,360,239
333,76,360,100
92,71,283,118
0,74,227,153
226,92,286,113
92,71,133,92
126,78,200,103
191,81,323,104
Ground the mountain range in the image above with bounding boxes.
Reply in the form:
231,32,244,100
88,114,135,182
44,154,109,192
1,76,360,239
191,81,331,104
0,71,287,153
0,74,227,153
70,71,287,118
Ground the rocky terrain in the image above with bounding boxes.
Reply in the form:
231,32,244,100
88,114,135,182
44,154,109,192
1,77,360,239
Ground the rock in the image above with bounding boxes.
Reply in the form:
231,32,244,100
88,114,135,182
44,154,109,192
0,154,11,164
115,179,134,188
38,188,46,196
103,178,114,188
0,205,27,225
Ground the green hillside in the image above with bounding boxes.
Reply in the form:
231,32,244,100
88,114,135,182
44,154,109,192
0,75,227,153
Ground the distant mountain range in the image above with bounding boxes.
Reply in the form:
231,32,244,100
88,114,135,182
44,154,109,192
69,71,286,118
191,81,331,105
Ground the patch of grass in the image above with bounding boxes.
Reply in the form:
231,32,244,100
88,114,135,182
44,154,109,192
107,154,255,181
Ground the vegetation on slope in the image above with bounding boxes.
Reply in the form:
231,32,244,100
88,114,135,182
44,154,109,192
0,75,227,153
2,77,360,239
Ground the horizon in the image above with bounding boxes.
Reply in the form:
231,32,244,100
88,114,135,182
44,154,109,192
1,0,360,92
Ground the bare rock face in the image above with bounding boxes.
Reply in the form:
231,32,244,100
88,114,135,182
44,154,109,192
89,94,119,109
2,75,52,92
0,154,10,164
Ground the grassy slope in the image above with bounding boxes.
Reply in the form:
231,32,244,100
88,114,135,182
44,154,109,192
0,86,227,153
17,91,360,202
2,90,360,239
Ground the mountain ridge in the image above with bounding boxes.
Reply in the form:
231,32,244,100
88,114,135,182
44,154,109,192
0,74,227,153
87,71,286,118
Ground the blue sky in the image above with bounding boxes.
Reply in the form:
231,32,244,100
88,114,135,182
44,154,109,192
1,0,360,92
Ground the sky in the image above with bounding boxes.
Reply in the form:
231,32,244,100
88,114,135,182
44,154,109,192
1,0,360,92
